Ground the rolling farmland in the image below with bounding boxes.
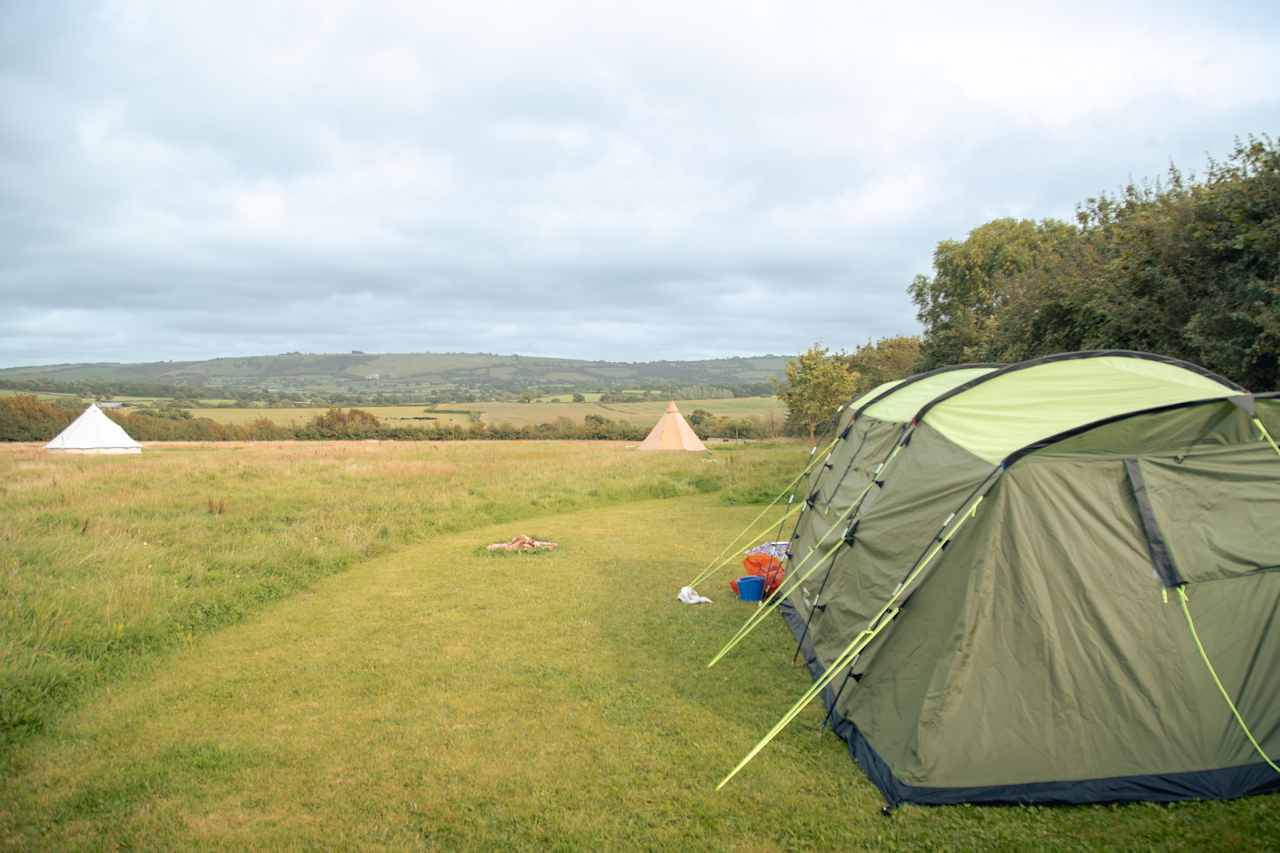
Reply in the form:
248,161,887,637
189,396,783,429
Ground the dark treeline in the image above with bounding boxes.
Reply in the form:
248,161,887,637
0,396,777,443
910,136,1279,389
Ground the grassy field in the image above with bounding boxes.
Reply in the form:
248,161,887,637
535,392,604,402
0,389,79,400
1,442,1277,849
190,397,782,430
0,441,797,758
187,405,476,428
0,390,233,405
471,396,783,428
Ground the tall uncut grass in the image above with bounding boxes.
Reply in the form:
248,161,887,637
0,440,803,759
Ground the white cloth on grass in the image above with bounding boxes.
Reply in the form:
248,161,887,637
677,586,712,605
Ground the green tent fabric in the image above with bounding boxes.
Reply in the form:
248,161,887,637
1126,451,1280,584
922,355,1247,464
747,351,1280,805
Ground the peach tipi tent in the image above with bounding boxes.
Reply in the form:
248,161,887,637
638,402,706,452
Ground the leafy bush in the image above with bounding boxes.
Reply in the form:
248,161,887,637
910,136,1280,389
0,396,77,441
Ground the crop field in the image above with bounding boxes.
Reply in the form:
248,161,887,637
466,396,783,428
189,396,782,429
535,392,604,402
0,390,234,405
1,441,1275,849
187,405,477,428
0,389,79,400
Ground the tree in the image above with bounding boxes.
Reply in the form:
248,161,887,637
907,136,1279,389
844,335,924,393
0,395,76,441
304,407,383,439
775,344,858,440
909,218,1076,368
1082,139,1279,388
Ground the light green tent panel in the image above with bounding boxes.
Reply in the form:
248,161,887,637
924,356,1243,464
830,379,906,437
860,367,998,423
849,379,904,410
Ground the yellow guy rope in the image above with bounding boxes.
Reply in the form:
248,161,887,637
707,440,910,668
716,607,899,790
686,434,842,589
707,499,859,668
687,502,804,590
1254,418,1280,458
1176,586,1280,775
716,491,985,789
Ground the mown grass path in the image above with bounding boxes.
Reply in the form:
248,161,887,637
2,497,1276,850
0,441,798,755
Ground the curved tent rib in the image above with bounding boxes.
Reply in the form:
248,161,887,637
852,363,1002,422
913,351,1247,465
846,379,905,412
1002,391,1279,465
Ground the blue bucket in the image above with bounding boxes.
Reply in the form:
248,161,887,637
737,575,764,602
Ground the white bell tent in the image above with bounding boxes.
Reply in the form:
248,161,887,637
45,404,142,454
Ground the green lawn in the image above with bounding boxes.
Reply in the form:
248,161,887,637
0,440,798,760
0,444,1276,849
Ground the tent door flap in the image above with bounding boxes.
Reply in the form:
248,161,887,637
1124,457,1183,588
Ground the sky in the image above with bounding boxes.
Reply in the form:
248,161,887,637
2,1,1278,367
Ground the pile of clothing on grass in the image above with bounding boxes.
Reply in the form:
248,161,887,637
729,540,789,597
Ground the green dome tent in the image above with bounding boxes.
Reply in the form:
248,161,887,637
716,351,1280,806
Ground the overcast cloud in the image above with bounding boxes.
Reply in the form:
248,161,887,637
2,1,1278,366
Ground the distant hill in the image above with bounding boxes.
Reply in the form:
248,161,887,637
0,352,790,402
